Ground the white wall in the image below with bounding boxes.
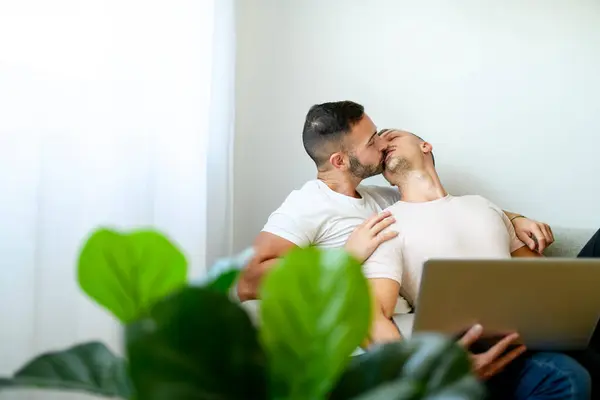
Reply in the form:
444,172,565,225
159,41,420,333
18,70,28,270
234,0,600,250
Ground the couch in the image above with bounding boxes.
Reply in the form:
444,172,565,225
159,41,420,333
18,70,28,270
240,227,597,340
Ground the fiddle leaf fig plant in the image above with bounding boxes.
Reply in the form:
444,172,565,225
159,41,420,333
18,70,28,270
77,228,188,323
0,227,485,400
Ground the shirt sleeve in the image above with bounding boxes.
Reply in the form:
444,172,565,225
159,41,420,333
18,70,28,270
261,192,318,247
484,198,526,253
377,186,401,205
365,185,400,208
362,233,403,284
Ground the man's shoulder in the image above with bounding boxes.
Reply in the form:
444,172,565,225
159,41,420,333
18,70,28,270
271,180,333,216
451,194,490,204
262,180,329,245
452,194,503,213
279,180,327,204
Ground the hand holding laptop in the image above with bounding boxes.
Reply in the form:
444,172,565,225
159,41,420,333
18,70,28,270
458,324,527,380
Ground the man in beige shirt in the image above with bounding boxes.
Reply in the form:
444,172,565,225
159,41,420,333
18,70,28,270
364,129,594,399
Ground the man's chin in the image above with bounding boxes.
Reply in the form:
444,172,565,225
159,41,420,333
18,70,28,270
356,171,381,180
372,165,384,176
351,166,383,179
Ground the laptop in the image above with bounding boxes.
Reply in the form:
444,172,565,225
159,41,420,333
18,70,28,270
411,258,600,350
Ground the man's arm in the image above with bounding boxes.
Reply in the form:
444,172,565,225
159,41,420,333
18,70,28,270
511,246,542,258
237,211,397,302
360,223,404,347
237,232,296,302
503,210,521,221
236,189,316,302
502,210,554,253
363,278,402,348
495,202,544,258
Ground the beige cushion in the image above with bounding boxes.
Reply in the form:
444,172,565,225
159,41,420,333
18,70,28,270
393,313,415,338
543,227,594,257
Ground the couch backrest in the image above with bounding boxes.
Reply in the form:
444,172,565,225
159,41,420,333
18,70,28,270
241,227,596,328
543,227,594,257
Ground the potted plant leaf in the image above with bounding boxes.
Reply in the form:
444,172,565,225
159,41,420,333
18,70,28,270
0,227,485,399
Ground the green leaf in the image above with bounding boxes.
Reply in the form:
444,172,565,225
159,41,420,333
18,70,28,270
259,247,371,399
351,380,420,400
0,341,131,398
206,269,240,293
78,228,188,323
398,334,476,393
332,334,485,400
126,286,268,400
331,341,413,399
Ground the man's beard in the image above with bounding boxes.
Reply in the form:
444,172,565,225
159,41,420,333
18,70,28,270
385,156,412,174
383,156,413,185
348,155,384,179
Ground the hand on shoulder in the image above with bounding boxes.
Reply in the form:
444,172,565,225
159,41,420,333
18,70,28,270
345,210,398,263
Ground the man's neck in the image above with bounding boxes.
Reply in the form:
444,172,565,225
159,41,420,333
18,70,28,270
396,168,447,203
317,171,362,198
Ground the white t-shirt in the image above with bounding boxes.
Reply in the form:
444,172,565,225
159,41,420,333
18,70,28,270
262,180,400,248
363,194,525,305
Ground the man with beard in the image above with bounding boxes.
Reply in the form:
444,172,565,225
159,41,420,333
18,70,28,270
363,130,598,399
236,101,554,302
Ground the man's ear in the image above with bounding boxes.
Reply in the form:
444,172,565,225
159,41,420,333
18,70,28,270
329,152,347,170
421,141,433,155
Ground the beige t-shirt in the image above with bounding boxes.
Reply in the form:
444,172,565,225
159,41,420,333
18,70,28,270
363,194,525,305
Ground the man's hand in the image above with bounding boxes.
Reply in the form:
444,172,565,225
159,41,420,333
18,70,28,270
512,217,554,254
458,324,527,380
345,211,398,263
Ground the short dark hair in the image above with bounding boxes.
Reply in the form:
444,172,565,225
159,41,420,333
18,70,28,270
302,101,365,167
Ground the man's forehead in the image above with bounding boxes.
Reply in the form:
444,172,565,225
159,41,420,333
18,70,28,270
378,128,396,136
347,116,376,140
378,129,414,139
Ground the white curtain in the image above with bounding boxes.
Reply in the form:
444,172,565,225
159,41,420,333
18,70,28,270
0,1,235,399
